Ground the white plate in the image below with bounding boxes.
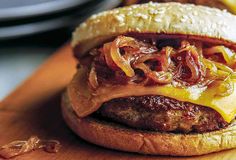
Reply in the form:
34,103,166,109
0,0,121,39
0,0,89,21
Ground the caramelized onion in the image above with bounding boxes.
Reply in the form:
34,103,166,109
109,36,135,77
134,62,150,74
88,66,98,89
203,58,218,74
147,71,173,84
179,41,202,61
93,35,236,96
135,46,173,72
174,41,205,85
204,46,236,66
135,54,159,64
204,59,234,73
103,36,159,77
231,72,236,79
185,52,200,82
134,63,172,84
157,46,173,71
103,42,118,70
0,136,61,159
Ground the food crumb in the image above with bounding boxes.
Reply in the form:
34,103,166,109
0,136,61,159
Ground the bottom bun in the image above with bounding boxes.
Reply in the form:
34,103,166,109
62,92,236,156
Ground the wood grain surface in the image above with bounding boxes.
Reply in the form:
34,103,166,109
0,44,236,160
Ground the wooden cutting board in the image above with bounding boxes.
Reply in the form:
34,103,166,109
0,44,236,160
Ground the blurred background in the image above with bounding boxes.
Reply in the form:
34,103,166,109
0,0,235,99
0,0,120,99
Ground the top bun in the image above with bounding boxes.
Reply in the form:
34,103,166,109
72,2,236,58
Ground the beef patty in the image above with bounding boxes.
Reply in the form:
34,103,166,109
96,95,229,133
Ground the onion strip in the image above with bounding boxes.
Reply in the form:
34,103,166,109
204,46,236,66
88,66,99,89
203,59,234,73
134,63,172,84
103,42,117,70
110,36,135,77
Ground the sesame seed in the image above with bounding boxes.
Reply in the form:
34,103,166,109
80,23,87,28
173,24,181,29
149,9,158,15
90,15,97,19
222,21,227,26
180,18,186,23
178,7,184,12
119,23,125,27
94,19,100,24
215,12,222,17
211,23,217,28
131,5,138,9
202,27,208,33
135,13,148,19
114,14,125,22
148,1,156,7
185,7,192,10
200,19,205,23
135,27,141,32
113,10,119,14
156,8,166,14
127,11,133,16
221,28,227,34
180,15,189,23
190,17,195,24
216,20,223,25
193,11,198,16
182,15,188,19
204,10,211,15
142,15,148,19
154,18,162,23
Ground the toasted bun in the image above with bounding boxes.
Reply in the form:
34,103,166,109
124,0,236,14
62,91,236,156
72,2,236,58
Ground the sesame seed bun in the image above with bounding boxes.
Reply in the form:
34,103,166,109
71,2,236,58
62,92,236,156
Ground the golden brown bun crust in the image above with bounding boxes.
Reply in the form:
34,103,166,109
62,92,236,156
72,2,236,58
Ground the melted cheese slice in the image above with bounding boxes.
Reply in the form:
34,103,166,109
68,67,236,123
220,0,236,14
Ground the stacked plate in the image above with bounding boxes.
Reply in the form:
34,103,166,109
0,0,120,40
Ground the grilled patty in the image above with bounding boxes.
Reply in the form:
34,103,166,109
96,95,229,133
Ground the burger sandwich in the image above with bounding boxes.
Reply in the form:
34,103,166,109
62,2,236,156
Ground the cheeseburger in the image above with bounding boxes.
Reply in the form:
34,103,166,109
62,2,236,156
